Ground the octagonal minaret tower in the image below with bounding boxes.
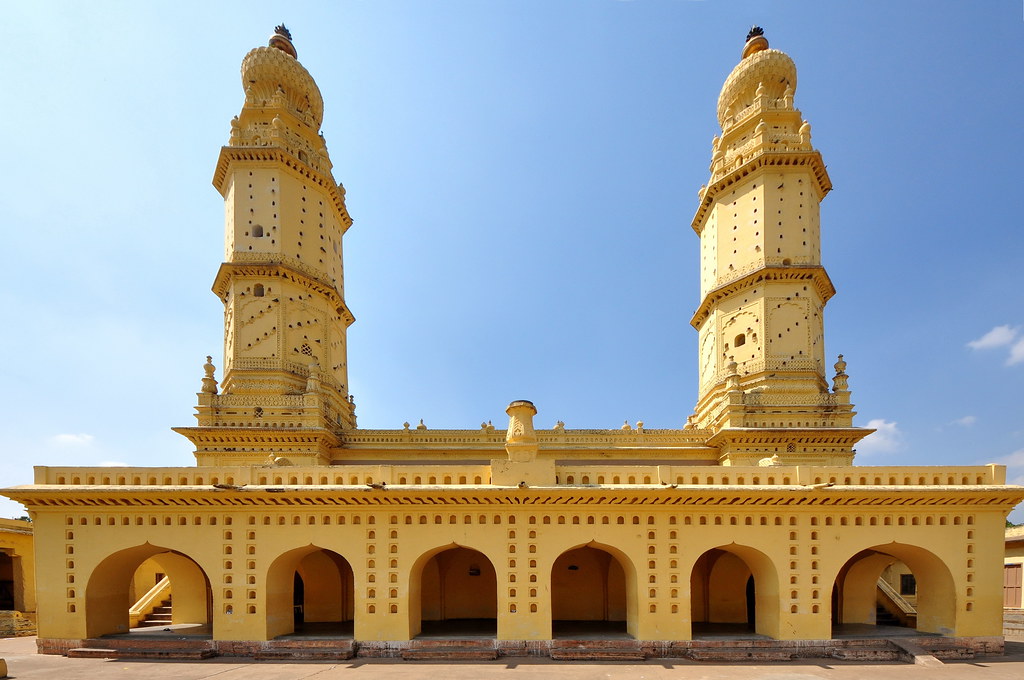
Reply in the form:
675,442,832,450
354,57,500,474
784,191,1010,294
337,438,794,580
690,28,870,465
176,27,356,465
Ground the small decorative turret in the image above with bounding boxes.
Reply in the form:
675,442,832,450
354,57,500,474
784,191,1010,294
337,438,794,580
305,360,322,393
832,354,849,393
725,358,741,392
201,356,218,394
505,400,538,462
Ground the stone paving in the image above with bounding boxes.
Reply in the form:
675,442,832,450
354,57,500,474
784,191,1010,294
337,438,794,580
3,636,1024,679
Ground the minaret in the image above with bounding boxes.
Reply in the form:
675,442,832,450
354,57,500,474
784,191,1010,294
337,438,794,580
175,27,356,465
690,28,870,465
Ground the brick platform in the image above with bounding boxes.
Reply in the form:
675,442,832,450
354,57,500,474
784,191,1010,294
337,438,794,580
36,634,1006,662
550,639,646,661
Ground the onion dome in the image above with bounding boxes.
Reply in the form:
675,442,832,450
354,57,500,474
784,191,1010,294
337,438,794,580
239,25,324,129
716,27,797,129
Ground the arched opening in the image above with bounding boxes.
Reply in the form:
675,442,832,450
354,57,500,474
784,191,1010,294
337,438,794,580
690,545,780,639
84,545,212,639
551,544,635,639
411,546,496,638
831,544,955,637
0,552,16,610
253,283,265,297
265,546,354,639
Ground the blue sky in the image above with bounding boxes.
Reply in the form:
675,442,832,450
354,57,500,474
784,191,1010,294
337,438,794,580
1,1,1022,520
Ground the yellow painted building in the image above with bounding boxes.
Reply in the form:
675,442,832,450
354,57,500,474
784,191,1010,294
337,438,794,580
0,519,35,637
4,26,1023,660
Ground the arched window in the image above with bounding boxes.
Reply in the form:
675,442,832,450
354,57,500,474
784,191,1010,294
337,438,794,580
254,284,264,297
252,224,264,237
734,333,746,347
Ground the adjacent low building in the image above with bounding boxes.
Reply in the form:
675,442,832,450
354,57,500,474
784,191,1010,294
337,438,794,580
3,26,1022,660
0,519,36,637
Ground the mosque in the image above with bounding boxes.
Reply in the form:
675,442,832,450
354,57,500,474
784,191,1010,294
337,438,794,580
3,26,1022,661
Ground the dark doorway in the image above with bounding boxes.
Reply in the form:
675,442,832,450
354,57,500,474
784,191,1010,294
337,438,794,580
293,573,304,625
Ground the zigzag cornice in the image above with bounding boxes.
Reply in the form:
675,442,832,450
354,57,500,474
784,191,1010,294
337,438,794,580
706,427,873,448
213,146,352,230
172,426,339,447
7,485,1023,510
690,265,835,329
212,258,354,326
692,149,830,234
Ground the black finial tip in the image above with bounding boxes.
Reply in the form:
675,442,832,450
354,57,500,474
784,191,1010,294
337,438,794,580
274,24,292,41
746,25,764,42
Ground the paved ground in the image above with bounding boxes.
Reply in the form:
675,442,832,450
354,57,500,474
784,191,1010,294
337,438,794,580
3,637,1024,679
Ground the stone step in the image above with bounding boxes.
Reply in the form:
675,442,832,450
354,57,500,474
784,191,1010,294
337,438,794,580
889,639,945,667
255,647,353,661
912,639,975,659
550,648,645,661
830,644,899,661
81,637,213,651
121,648,217,660
409,638,496,649
551,639,638,649
271,638,355,649
67,648,118,659
68,646,217,660
402,647,499,661
687,647,795,662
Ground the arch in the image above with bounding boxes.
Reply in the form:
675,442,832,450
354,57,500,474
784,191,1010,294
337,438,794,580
265,545,354,639
689,544,780,639
408,543,497,638
550,542,638,639
84,544,211,639
830,543,956,636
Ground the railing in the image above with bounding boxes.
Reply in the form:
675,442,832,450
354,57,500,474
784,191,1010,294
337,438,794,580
128,577,170,629
876,577,917,628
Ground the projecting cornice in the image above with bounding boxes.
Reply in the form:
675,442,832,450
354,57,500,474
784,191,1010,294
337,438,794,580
5,484,1023,511
211,259,354,326
213,146,352,231
692,150,831,235
706,427,873,449
690,265,835,329
172,426,340,448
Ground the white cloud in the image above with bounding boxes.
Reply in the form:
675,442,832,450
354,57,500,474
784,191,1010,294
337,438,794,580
857,419,903,455
51,433,95,446
967,325,1018,350
1009,338,1024,366
951,415,977,427
96,461,128,467
992,449,1024,469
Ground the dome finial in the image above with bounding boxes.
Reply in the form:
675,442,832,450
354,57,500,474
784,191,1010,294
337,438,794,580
269,24,297,59
742,25,769,59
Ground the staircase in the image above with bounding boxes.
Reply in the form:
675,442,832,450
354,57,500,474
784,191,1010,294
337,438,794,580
136,597,173,628
875,580,917,628
875,604,901,627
